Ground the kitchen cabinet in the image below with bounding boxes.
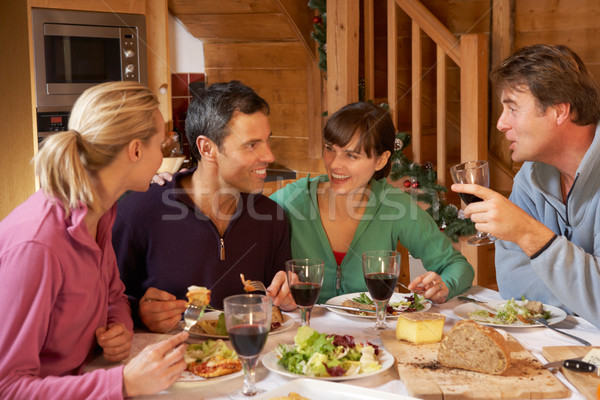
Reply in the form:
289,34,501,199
0,0,170,220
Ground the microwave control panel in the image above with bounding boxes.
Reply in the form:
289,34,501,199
121,31,139,81
37,112,69,139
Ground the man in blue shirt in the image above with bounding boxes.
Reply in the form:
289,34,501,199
452,44,600,328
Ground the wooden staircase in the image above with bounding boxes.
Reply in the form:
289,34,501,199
168,0,501,289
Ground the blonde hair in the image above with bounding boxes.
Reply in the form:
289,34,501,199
35,81,159,216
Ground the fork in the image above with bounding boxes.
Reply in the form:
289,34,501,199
182,304,204,332
246,280,268,293
533,317,591,346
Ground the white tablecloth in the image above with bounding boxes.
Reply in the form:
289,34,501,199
88,286,600,399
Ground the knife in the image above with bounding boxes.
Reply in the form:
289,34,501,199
543,358,598,374
457,296,497,312
315,304,376,313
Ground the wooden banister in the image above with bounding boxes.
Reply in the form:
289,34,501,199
396,0,461,66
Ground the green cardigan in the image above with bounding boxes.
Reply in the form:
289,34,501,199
270,175,474,303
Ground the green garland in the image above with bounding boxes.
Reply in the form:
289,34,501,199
390,132,476,242
308,0,327,73
308,1,475,242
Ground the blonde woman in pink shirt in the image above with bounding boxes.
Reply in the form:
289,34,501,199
0,82,188,399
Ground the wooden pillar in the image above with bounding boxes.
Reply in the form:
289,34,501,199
387,0,398,126
436,45,447,186
364,0,375,102
459,33,489,286
411,21,422,163
145,0,171,129
326,0,360,115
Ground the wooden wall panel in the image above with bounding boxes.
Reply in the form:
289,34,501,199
204,69,308,104
204,42,307,69
267,104,308,139
30,0,145,13
515,0,600,32
177,13,296,42
168,0,279,14
269,137,325,175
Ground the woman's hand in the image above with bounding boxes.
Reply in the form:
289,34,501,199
267,270,297,311
95,322,133,362
122,331,188,398
408,271,448,303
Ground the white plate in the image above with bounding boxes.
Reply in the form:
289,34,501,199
261,347,394,381
189,311,295,339
176,369,243,384
254,378,419,400
325,292,432,319
453,300,567,327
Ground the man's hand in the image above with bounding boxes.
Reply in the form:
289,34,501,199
139,287,187,333
96,322,133,362
123,331,188,398
266,270,296,311
451,183,555,256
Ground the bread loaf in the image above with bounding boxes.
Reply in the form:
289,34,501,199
437,320,510,375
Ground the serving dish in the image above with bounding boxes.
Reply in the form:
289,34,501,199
453,300,567,327
325,292,431,319
188,311,294,339
261,348,394,381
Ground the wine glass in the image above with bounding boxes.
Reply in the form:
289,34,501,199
223,294,272,399
285,259,324,326
449,160,497,246
362,250,400,333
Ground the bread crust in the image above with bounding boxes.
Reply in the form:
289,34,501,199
437,320,510,375
186,285,211,306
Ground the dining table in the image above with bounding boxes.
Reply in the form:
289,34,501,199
86,285,600,399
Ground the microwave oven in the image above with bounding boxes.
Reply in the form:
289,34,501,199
31,8,147,120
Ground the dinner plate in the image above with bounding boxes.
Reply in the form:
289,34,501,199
453,300,567,327
261,347,394,381
325,292,432,319
188,311,295,339
253,378,419,400
176,369,243,384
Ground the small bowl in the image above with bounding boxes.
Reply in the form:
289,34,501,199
157,156,185,174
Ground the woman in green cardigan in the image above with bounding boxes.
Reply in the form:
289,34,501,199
270,102,474,304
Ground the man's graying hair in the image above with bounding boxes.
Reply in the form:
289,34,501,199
185,80,270,161
492,44,600,126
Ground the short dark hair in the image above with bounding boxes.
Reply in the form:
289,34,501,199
324,102,395,180
491,44,600,126
185,80,270,160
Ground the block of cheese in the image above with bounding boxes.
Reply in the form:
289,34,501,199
582,348,600,366
437,320,510,375
395,312,446,343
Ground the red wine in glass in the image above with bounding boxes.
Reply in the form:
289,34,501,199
290,282,321,307
365,273,398,301
228,324,269,357
459,193,483,205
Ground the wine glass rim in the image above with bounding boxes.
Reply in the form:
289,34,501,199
362,250,400,257
223,293,272,306
450,160,488,171
285,258,324,266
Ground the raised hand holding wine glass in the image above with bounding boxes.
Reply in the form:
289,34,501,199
223,294,272,399
362,250,400,333
449,160,497,246
285,259,324,327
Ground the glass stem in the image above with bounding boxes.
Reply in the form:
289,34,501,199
240,355,259,396
375,300,387,329
299,306,312,326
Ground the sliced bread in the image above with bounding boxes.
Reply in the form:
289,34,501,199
437,320,510,375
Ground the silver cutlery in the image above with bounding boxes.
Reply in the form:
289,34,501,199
183,304,204,331
533,317,591,346
457,296,497,312
315,304,376,313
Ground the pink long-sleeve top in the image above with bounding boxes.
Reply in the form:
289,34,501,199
0,191,133,399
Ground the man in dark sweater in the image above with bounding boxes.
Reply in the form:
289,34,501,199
112,81,293,333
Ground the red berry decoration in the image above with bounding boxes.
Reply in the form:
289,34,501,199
403,179,411,188
411,181,420,189
313,16,322,24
